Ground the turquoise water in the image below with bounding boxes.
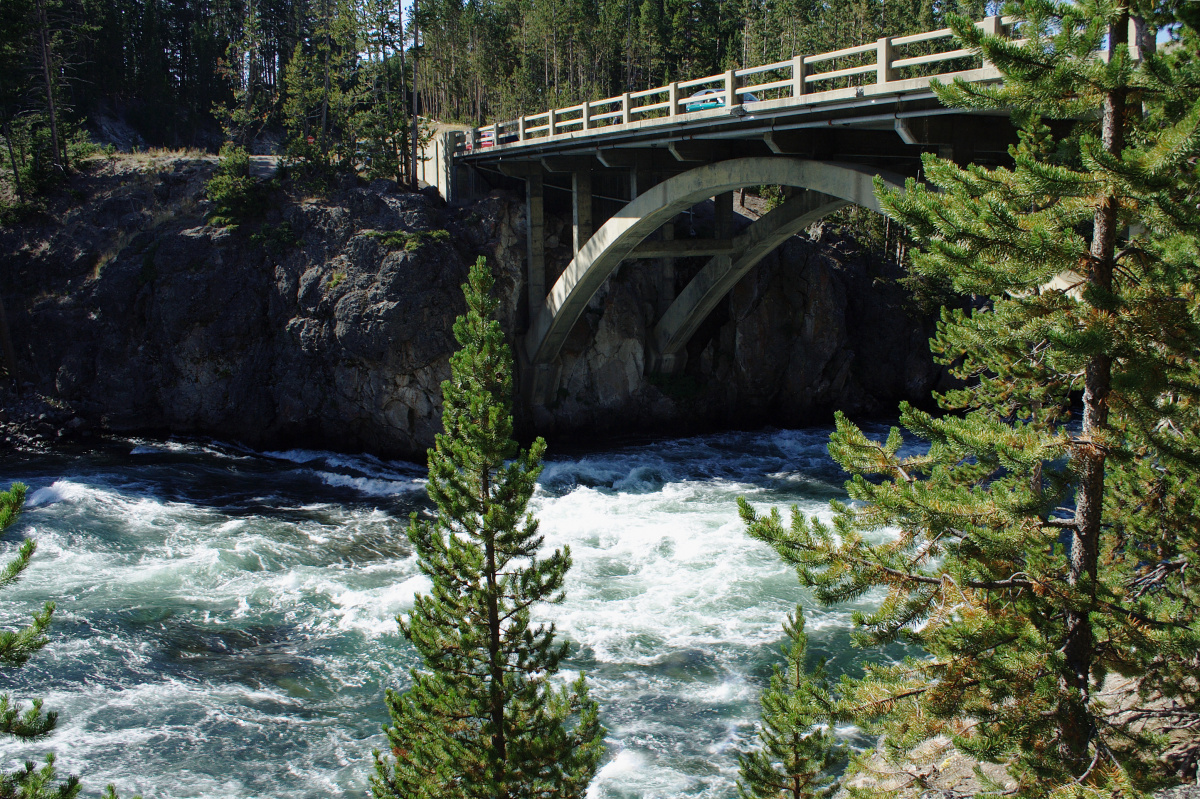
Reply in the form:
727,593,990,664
0,429,891,798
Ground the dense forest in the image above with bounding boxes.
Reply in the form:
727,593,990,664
0,0,991,204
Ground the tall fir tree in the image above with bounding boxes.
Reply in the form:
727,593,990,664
737,606,844,799
371,257,604,799
740,1,1200,796
280,0,357,173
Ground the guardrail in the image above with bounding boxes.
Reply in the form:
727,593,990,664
454,14,1019,155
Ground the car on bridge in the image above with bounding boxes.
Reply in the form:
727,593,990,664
684,88,760,112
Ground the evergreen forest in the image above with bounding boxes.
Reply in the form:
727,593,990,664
0,0,988,201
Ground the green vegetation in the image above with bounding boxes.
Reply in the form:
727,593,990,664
371,257,604,799
0,0,100,216
756,185,785,214
737,606,844,799
0,0,986,200
250,221,300,254
205,144,266,229
365,228,448,252
741,2,1200,796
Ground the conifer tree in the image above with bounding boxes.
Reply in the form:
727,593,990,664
371,257,604,799
741,2,1200,796
281,0,357,174
737,606,844,799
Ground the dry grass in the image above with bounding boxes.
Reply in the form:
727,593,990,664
82,147,217,176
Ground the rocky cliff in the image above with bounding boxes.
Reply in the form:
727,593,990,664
0,155,942,457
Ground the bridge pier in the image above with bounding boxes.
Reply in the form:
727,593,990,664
714,191,733,240
572,169,593,255
525,172,546,325
656,218,676,316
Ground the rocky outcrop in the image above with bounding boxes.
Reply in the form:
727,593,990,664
1,156,942,458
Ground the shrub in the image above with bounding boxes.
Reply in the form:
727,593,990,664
364,228,449,252
205,144,263,228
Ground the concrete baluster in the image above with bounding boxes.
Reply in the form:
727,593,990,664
725,69,741,107
1128,16,1153,60
979,15,1001,69
876,37,894,85
518,116,526,141
669,82,679,118
548,110,557,136
622,93,631,124
581,101,591,131
792,55,807,98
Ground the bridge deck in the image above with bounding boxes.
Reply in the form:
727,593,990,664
455,16,1017,162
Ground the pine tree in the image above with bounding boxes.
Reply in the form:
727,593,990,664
371,257,604,799
740,2,1200,796
737,606,844,799
281,0,357,176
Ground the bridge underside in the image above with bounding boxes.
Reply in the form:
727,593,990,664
524,157,901,364
454,109,1022,405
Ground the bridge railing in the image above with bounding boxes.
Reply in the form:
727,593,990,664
454,16,1028,156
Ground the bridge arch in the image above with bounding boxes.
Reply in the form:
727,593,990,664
524,157,905,365
651,190,851,364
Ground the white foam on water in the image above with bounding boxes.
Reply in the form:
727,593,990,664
313,471,424,497
25,479,97,508
266,449,423,479
327,568,429,636
532,478,804,661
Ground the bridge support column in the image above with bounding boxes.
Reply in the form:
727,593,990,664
525,172,545,325
630,168,652,199
715,191,733,239
529,362,562,406
572,170,593,255
657,218,676,316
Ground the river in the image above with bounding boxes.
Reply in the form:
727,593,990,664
0,428,893,798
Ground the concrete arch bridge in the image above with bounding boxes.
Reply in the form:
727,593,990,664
417,15,1152,403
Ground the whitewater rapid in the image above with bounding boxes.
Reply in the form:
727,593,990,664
0,429,890,798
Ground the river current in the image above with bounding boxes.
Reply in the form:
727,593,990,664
0,428,893,798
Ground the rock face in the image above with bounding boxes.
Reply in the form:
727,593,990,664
1,157,942,458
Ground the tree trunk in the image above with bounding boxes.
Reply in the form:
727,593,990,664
482,469,508,797
410,0,419,190
1062,2,1127,771
35,0,62,171
2,120,25,201
320,29,331,157
397,0,408,185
